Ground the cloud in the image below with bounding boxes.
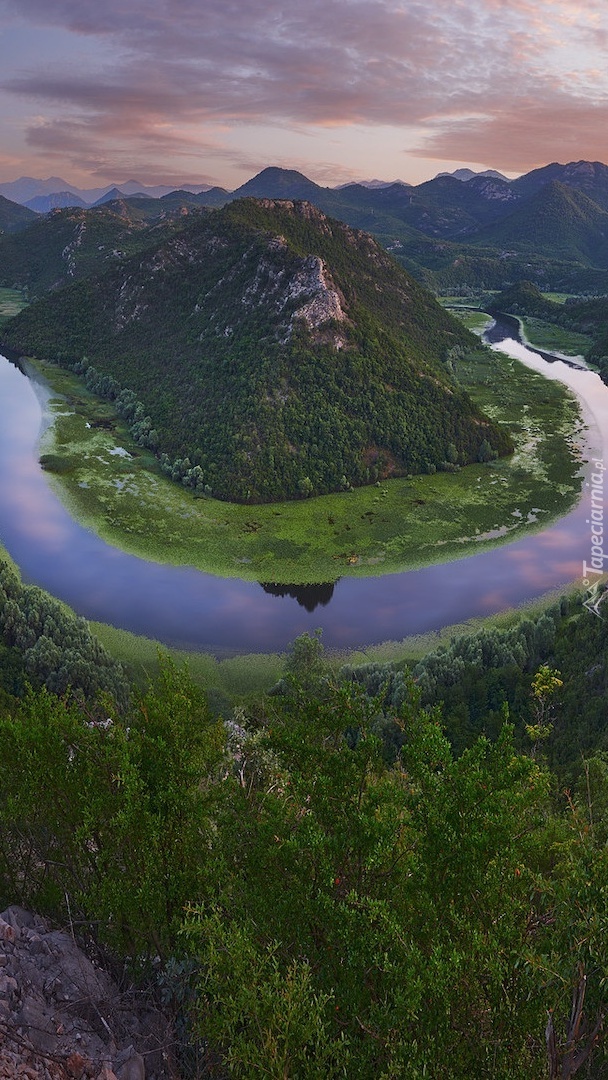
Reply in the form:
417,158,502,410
2,0,608,181
415,98,608,172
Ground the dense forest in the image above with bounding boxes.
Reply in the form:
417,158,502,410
2,198,512,502
0,203,195,296
1,570,608,1076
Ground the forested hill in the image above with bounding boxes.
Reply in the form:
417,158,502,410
0,203,194,296
3,198,512,503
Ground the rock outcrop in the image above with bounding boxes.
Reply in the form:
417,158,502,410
0,908,174,1080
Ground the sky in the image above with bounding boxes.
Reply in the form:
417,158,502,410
1,0,608,191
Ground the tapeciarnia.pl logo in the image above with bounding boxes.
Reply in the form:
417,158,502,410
582,458,607,617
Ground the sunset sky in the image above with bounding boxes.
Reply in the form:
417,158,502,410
1,0,608,191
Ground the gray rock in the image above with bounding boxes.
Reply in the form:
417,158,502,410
116,1049,146,1080
0,907,174,1077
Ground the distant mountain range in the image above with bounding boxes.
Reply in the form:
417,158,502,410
0,176,214,208
437,168,509,182
4,159,608,296
0,167,508,211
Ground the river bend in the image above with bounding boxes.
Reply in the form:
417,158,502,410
0,326,603,653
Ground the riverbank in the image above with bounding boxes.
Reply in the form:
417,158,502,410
25,343,583,585
90,580,580,695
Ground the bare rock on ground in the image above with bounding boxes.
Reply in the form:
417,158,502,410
0,907,177,1080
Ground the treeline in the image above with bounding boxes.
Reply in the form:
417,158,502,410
341,591,608,784
2,199,513,503
489,280,608,382
2,569,608,1073
0,561,129,707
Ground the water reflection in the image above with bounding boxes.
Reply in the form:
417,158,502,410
260,581,337,611
485,314,587,369
0,334,600,654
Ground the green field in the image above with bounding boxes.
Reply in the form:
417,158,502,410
29,342,583,586
448,310,493,334
520,316,592,356
0,287,27,328
541,292,575,304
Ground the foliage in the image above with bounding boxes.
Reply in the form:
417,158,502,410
0,659,226,956
346,593,608,787
0,560,129,706
3,198,512,502
0,194,37,236
0,204,192,296
0,623,608,1073
184,679,554,1078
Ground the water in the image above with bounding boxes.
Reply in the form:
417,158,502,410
0,330,603,654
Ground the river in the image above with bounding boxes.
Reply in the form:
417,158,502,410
0,323,603,654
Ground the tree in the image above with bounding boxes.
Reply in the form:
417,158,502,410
185,680,552,1078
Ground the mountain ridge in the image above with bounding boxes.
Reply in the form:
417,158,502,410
3,198,512,503
6,158,608,299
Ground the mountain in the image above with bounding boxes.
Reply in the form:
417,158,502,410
0,176,74,204
117,178,214,198
0,176,216,207
437,168,510,182
3,198,512,503
9,159,608,298
160,187,230,209
0,205,190,295
511,160,608,210
330,174,517,244
231,167,331,202
335,179,410,190
469,180,608,264
24,191,88,213
92,187,129,206
489,280,561,320
0,195,39,235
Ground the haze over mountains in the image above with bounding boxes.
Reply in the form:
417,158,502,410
0,176,216,208
0,168,499,209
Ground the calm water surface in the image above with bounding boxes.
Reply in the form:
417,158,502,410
0,329,604,654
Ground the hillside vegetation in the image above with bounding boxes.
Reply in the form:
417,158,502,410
3,198,512,503
0,591,608,1076
489,280,608,379
0,204,194,296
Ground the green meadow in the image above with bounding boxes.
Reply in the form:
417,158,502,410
519,316,592,357
30,340,583,586
0,288,27,328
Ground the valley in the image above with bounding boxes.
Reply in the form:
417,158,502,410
0,320,592,655
28,335,580,584
7,0,608,1064
0,176,604,656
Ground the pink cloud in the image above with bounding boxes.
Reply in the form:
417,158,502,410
2,0,608,181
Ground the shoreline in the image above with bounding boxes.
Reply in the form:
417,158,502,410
17,342,584,586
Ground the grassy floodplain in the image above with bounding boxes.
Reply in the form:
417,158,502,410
91,582,582,695
29,339,583,586
519,316,592,357
0,288,27,329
